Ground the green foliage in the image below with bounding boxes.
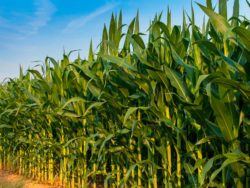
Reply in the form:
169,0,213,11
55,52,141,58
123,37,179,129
0,1,249,187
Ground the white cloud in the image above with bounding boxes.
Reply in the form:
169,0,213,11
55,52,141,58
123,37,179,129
28,0,56,35
0,0,56,38
63,2,119,33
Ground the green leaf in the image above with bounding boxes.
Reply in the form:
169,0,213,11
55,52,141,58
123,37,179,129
120,164,137,186
169,44,197,81
194,74,210,93
0,124,13,129
101,55,137,72
184,163,198,187
206,84,237,142
28,69,44,80
63,136,84,147
211,77,250,101
197,3,230,34
195,136,216,146
57,111,81,118
135,10,140,34
71,63,96,80
87,80,102,97
246,0,250,7
200,155,223,185
88,40,94,62
131,34,145,49
167,7,171,32
123,106,149,125
123,18,135,51
232,0,239,27
205,119,223,138
84,101,106,117
19,65,24,80
117,128,130,134
219,0,227,19
100,24,108,54
194,40,220,56
210,158,239,182
152,21,170,36
233,27,250,49
61,97,86,110
206,0,212,9
97,134,114,161
163,67,191,102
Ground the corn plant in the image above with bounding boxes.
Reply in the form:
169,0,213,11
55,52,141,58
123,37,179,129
0,0,250,187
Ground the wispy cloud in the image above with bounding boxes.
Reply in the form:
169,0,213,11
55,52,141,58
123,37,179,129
27,0,56,35
0,0,56,38
64,2,119,33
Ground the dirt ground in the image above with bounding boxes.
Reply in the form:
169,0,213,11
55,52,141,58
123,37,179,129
0,170,57,188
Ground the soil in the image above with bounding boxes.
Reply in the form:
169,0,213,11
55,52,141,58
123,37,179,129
0,170,58,188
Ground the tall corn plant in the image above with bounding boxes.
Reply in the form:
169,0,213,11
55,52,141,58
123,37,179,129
0,0,250,187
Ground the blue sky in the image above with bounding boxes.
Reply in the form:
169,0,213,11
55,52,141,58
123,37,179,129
0,0,249,81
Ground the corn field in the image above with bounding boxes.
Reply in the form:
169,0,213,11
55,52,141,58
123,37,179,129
0,0,250,187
